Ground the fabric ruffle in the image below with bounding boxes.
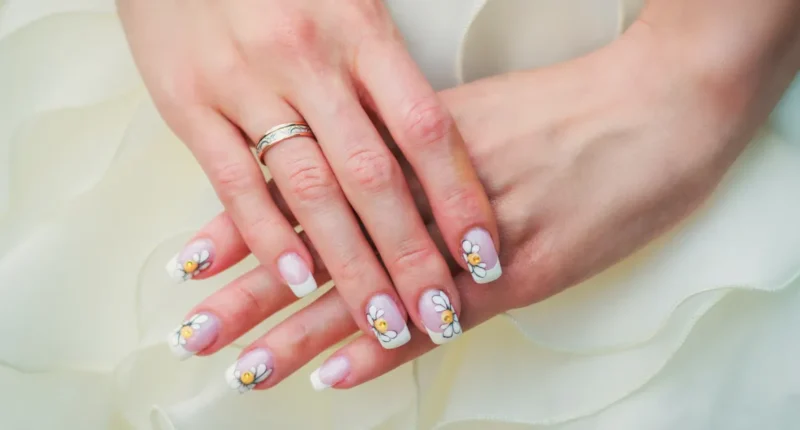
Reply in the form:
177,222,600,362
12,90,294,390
1,0,799,429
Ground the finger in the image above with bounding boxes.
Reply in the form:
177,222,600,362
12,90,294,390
165,212,249,282
227,87,412,349
292,76,463,346
223,289,358,393
193,96,319,299
357,40,503,285
311,271,505,391
168,240,331,360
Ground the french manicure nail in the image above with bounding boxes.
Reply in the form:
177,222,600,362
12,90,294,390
224,348,274,394
366,294,410,349
461,228,502,284
167,312,220,360
419,290,462,345
277,252,318,298
166,238,215,283
309,356,350,391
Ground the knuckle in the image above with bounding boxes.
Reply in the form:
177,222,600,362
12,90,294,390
235,280,271,319
260,14,319,55
439,185,484,221
213,162,262,201
280,319,315,355
389,239,437,272
344,147,398,193
401,97,452,148
284,159,338,204
335,251,368,284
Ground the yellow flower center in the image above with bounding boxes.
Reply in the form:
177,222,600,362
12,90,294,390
240,371,255,385
183,260,199,273
441,310,454,325
374,318,389,334
468,253,481,266
180,326,193,339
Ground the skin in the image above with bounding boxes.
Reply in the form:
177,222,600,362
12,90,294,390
117,0,499,343
172,0,800,389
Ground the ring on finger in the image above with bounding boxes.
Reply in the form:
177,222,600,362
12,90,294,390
256,122,315,164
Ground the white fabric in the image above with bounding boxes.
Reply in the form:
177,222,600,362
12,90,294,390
1,0,799,429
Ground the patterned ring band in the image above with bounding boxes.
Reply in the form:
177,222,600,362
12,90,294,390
255,122,315,164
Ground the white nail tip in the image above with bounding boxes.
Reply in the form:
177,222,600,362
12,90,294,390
288,276,318,298
472,264,503,284
380,325,411,350
165,254,186,283
309,368,329,391
167,333,195,361
425,327,460,345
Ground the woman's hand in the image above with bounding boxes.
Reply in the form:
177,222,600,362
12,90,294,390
164,6,800,391
118,0,500,352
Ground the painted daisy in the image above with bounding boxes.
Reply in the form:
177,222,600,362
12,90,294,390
228,363,272,394
432,292,461,339
171,314,208,347
174,249,211,281
367,305,398,343
462,240,487,278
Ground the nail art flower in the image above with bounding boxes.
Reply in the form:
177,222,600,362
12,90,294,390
171,314,208,349
432,292,461,339
367,305,398,343
228,363,272,394
462,240,488,278
173,250,211,281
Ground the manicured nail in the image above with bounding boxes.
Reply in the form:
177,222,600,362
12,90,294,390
167,312,220,360
461,228,502,284
365,294,410,349
309,356,350,391
166,238,215,283
224,348,274,394
419,290,462,345
277,252,318,298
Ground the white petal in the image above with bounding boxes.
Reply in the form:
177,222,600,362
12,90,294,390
375,309,384,318
384,330,398,339
432,295,447,306
193,314,209,324
461,240,472,253
468,265,475,274
478,262,487,268
228,378,243,389
199,249,210,263
443,324,454,338
239,385,251,394
234,370,241,378
178,337,187,345
471,244,480,253
378,332,391,342
254,364,267,378
368,305,378,319
198,262,211,271
191,253,201,262
462,253,469,263
473,266,487,278
255,367,272,384
452,320,462,334
440,323,450,330
433,305,447,312
366,314,375,326
440,293,451,307
191,323,201,330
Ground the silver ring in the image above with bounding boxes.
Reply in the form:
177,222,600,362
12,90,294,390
255,122,315,164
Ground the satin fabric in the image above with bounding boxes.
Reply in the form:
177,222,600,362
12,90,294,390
1,0,799,429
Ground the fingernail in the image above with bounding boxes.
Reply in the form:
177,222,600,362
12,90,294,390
167,312,220,360
419,290,462,345
166,238,215,283
224,348,275,394
366,294,410,349
277,252,318,298
461,228,502,284
309,356,350,391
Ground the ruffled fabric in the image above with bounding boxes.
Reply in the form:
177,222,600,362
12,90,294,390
1,0,799,429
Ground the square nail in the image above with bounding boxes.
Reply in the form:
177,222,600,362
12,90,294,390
225,348,274,394
166,238,215,283
309,356,350,391
419,290,462,344
461,228,502,284
277,252,318,297
366,294,411,349
167,312,220,360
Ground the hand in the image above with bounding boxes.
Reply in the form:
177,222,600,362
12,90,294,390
165,16,799,392
118,0,500,354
